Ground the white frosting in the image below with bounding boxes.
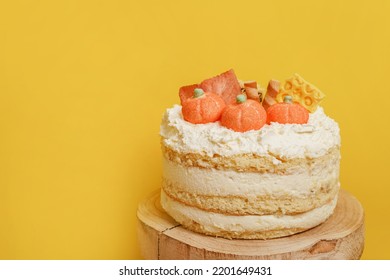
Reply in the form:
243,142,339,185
163,157,339,197
161,191,338,233
160,105,340,159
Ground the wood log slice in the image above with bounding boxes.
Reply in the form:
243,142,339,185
137,189,364,260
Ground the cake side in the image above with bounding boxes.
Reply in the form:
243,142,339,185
162,156,340,215
161,190,338,240
159,71,341,240
160,103,340,214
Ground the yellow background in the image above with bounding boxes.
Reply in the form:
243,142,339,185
0,0,389,259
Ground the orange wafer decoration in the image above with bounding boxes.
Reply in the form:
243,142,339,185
240,80,264,103
262,79,280,110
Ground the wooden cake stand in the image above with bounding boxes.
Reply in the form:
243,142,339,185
137,189,364,260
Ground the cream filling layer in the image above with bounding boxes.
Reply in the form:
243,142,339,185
161,190,338,233
163,157,339,197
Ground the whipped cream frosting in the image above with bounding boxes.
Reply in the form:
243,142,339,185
160,105,340,159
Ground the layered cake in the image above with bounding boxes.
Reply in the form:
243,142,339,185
160,70,340,239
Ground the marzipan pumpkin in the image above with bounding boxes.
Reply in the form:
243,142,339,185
220,94,267,132
181,88,225,124
267,95,309,124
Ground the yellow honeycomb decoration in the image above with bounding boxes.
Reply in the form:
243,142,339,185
276,74,325,112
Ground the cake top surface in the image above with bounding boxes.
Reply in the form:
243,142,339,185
160,69,340,160
160,104,340,160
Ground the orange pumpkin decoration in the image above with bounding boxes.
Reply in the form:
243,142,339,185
220,94,267,132
266,95,309,124
182,88,226,124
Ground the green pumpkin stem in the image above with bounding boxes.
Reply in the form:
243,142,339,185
283,95,293,104
236,94,247,104
193,88,205,98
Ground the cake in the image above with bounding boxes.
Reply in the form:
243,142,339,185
160,69,340,239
